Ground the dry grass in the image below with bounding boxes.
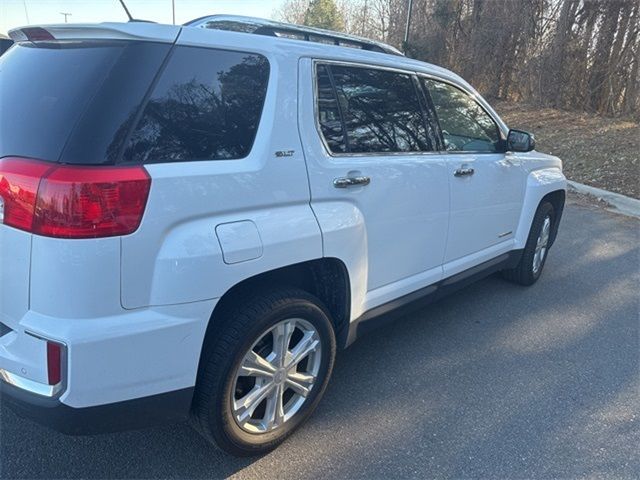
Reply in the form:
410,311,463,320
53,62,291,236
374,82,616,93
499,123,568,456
493,101,640,199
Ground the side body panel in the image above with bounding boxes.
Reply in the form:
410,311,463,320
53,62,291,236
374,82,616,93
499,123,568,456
443,152,526,263
120,29,323,309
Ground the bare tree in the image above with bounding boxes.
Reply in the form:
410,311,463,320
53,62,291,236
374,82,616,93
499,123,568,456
273,0,640,118
274,0,309,25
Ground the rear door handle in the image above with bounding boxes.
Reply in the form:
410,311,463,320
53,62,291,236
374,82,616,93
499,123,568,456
333,176,371,188
454,167,475,177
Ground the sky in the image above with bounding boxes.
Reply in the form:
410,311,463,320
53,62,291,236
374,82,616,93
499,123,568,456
0,0,288,36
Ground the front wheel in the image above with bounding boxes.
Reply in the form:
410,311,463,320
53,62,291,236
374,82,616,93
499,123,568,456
503,201,555,286
192,288,336,456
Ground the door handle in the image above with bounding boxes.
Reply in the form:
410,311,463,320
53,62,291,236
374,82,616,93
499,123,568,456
333,176,371,188
454,167,475,177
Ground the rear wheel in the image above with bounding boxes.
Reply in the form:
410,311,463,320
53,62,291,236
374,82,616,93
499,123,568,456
503,201,555,286
192,288,336,456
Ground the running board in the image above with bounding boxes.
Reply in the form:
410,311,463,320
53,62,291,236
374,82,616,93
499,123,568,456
341,249,523,348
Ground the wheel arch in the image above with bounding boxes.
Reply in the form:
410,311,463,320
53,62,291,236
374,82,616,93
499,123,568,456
541,189,565,246
514,168,567,249
196,257,351,378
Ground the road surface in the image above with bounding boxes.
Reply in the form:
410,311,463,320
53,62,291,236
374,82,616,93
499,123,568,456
2,197,638,479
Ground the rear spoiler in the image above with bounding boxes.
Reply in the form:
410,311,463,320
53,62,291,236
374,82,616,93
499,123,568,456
8,22,180,44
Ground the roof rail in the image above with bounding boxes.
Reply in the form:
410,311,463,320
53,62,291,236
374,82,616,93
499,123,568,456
184,15,403,56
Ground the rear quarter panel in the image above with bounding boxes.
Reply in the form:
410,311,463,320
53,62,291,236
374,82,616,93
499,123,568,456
121,31,322,309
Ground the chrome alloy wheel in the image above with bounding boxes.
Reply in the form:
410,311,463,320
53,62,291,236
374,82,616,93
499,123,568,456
231,318,322,434
533,215,551,275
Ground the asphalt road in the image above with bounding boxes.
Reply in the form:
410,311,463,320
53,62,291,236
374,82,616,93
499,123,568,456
2,196,639,479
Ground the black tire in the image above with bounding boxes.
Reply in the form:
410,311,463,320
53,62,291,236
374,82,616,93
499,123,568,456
192,288,336,456
503,201,555,286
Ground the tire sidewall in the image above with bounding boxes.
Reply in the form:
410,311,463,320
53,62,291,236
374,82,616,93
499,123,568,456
524,202,555,282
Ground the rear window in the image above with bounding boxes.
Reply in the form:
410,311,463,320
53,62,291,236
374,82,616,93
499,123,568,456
122,47,270,163
0,41,171,164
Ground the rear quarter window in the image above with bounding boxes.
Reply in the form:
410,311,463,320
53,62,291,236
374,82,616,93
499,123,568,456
0,40,172,164
0,42,124,162
122,46,270,163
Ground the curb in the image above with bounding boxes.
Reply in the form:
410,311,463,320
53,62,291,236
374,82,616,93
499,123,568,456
567,180,640,219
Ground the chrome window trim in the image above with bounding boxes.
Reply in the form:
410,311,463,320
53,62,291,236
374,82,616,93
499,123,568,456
310,58,508,158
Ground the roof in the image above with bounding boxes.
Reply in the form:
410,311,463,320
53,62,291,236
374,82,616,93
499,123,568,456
185,15,403,56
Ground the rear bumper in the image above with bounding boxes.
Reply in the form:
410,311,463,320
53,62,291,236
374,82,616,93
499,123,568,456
2,380,194,434
0,299,217,433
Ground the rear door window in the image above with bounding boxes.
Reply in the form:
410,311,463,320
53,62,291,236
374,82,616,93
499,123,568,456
316,64,438,154
122,47,270,163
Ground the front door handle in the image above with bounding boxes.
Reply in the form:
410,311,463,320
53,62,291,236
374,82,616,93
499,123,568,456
333,176,371,188
454,167,475,177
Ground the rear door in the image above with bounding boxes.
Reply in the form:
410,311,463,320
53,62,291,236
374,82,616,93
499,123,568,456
299,60,450,309
421,78,525,266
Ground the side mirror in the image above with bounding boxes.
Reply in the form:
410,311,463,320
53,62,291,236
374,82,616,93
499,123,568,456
507,129,536,152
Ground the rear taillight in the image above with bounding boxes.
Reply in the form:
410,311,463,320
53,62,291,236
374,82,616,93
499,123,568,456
0,157,150,239
0,158,53,231
8,27,55,42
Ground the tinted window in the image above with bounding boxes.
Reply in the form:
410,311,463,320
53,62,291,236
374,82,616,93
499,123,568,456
317,64,347,153
317,65,436,154
423,79,501,152
123,47,269,163
0,41,169,163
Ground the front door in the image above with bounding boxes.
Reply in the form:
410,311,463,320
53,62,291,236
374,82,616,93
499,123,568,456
421,78,525,264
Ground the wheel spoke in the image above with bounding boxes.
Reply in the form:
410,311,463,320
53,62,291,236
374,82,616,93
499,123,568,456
541,230,550,245
263,383,285,429
541,218,551,245
238,350,276,378
533,216,552,274
234,382,275,423
287,330,319,368
286,371,315,397
272,320,296,367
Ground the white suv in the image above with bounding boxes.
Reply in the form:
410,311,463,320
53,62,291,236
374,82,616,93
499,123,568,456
0,16,565,456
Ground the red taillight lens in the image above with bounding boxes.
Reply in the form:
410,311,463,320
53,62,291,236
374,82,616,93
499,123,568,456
0,157,150,239
46,341,63,386
21,27,55,41
34,164,151,238
0,158,54,231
